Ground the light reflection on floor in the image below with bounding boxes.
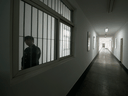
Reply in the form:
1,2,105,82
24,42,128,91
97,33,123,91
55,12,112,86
76,48,128,96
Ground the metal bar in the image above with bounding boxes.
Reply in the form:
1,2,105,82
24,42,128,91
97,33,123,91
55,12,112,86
54,18,57,59
66,25,68,56
62,23,64,57
23,3,26,50
56,19,59,59
60,23,62,57
42,12,44,64
70,26,72,56
37,10,39,47
31,7,33,36
30,6,33,67
46,14,48,62
50,16,52,61
22,2,25,69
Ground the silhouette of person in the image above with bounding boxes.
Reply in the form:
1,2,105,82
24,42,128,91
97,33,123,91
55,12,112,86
21,36,41,70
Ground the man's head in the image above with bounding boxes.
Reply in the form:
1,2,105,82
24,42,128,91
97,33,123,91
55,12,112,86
24,36,34,46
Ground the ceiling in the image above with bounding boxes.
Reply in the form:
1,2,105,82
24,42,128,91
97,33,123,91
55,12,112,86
75,0,128,36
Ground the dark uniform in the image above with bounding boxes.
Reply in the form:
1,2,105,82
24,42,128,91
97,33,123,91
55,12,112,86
22,44,41,69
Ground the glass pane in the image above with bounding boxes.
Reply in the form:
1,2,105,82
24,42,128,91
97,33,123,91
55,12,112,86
32,7,37,38
51,17,55,39
52,0,55,10
34,38,37,46
48,0,52,8
57,0,59,12
19,0,59,69
59,23,71,58
63,4,65,17
19,37,23,70
43,39,47,63
25,3,31,36
63,40,65,57
60,2,63,15
24,41,28,50
64,5,66,17
58,0,61,14
47,40,51,62
48,15,51,39
38,39,42,64
65,7,68,20
66,41,69,55
19,0,24,36
68,41,70,50
68,27,71,41
67,50,70,55
51,40,54,61
67,41,68,55
60,23,62,40
40,0,43,2
65,41,67,56
43,13,47,39
38,10,43,38
44,0,47,5
55,0,57,12
69,43,71,55
59,41,62,57
69,10,71,21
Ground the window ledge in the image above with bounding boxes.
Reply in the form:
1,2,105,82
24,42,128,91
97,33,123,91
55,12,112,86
10,56,74,86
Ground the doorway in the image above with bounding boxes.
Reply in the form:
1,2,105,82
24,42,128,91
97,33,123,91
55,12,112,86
120,38,123,63
99,37,112,51
102,43,105,47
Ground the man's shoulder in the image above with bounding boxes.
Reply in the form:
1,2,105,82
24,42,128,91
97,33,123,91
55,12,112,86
24,47,30,51
33,45,40,50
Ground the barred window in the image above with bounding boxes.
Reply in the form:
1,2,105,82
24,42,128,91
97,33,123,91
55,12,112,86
19,0,56,70
59,23,71,57
39,0,71,21
12,0,74,73
10,0,74,84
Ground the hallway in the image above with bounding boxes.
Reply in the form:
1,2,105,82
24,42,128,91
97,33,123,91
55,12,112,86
76,48,128,96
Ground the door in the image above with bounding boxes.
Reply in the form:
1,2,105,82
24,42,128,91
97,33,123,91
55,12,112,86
120,38,123,63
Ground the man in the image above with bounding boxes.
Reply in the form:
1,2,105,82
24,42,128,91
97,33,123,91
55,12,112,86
22,36,41,70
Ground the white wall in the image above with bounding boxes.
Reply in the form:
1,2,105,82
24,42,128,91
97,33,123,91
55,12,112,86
112,22,128,69
0,0,99,96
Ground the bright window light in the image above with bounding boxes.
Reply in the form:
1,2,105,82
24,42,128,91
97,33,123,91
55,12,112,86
105,28,108,32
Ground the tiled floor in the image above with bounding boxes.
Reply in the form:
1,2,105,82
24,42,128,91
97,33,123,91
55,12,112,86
76,48,128,96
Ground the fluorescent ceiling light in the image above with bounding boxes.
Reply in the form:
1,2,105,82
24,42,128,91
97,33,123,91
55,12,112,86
108,0,115,13
105,28,108,32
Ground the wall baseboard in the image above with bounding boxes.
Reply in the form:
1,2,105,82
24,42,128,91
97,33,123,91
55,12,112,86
66,52,99,96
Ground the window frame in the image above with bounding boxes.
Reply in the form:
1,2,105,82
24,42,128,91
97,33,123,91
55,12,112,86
11,0,75,85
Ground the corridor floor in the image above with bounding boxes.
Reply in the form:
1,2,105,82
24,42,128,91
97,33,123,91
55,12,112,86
76,48,128,96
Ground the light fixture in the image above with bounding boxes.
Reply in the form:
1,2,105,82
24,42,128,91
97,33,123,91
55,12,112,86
105,28,108,32
108,0,115,13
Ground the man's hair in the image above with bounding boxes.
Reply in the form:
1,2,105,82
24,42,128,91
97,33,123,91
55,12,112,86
24,36,34,42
